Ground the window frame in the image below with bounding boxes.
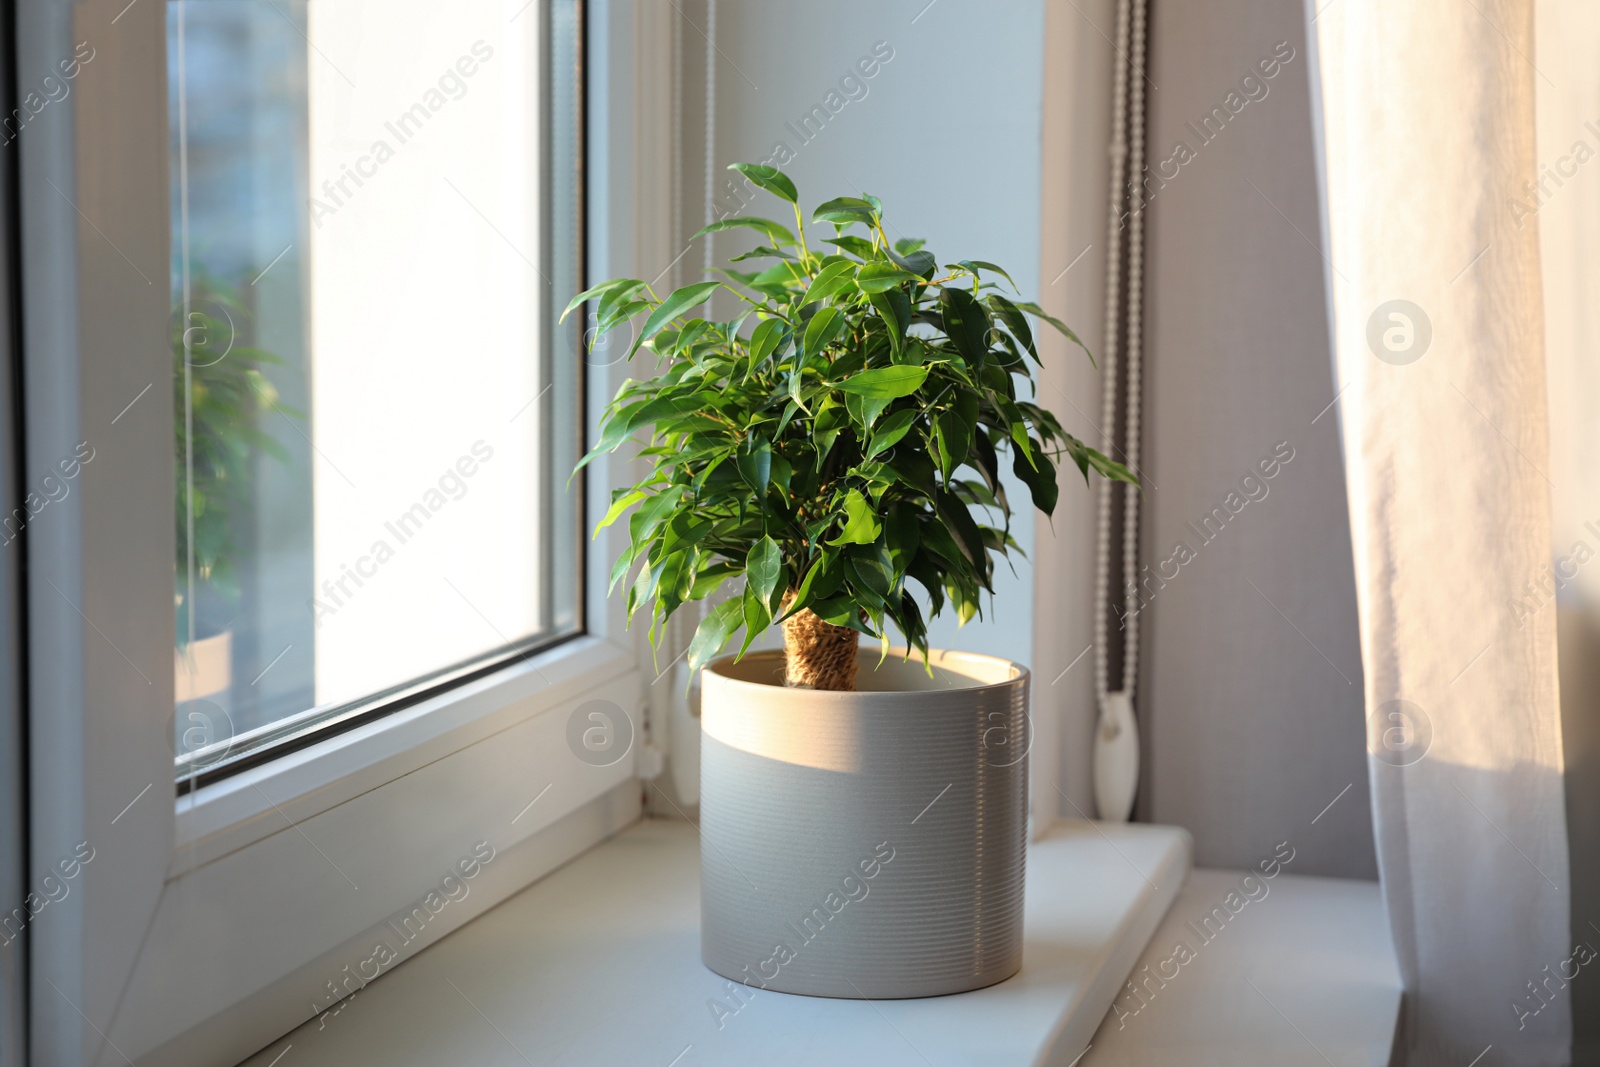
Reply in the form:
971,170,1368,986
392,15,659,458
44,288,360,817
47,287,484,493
170,0,590,792
22,1,674,1063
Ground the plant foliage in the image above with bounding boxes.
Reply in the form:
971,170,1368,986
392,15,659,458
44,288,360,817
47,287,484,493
568,164,1136,675
174,279,298,608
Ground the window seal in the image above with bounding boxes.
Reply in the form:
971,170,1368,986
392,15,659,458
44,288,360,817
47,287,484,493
174,626,586,795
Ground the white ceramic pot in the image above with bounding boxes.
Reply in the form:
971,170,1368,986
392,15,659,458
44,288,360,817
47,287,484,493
699,647,1029,999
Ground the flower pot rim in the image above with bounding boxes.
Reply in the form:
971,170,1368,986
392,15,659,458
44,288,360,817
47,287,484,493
704,645,1029,698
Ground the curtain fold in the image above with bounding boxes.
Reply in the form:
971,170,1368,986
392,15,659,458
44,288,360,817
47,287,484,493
1308,1,1571,1062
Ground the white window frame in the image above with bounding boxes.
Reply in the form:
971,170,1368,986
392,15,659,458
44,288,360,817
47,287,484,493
1033,0,1118,831
21,2,676,1064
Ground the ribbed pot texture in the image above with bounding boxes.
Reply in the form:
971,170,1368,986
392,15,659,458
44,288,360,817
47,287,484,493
699,647,1029,999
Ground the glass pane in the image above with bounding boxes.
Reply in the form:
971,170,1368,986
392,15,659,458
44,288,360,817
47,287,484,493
171,0,584,780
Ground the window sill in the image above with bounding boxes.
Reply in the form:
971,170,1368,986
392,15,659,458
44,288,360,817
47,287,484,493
1082,868,1402,1063
235,817,1193,1066
174,632,636,871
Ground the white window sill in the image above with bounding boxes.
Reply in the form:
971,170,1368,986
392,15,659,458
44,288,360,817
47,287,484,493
174,632,635,868
235,818,1193,1066
1082,868,1402,1064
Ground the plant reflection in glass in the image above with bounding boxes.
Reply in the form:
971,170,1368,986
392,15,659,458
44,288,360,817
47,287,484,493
174,276,301,650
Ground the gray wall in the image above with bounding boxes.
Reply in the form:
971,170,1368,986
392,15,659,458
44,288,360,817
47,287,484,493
1137,0,1375,878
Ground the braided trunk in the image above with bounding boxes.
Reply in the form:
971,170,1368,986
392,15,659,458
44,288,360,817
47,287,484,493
780,594,860,690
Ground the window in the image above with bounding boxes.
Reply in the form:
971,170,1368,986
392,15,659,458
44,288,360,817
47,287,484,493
170,0,585,786
24,1,662,1060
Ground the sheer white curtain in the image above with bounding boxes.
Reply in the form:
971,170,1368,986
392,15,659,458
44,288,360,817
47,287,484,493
1308,1,1571,1062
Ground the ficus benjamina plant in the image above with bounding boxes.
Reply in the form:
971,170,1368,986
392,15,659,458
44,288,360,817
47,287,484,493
566,163,1136,691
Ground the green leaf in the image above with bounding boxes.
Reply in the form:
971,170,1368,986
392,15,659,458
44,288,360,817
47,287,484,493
988,294,1038,362
608,544,639,593
830,345,868,379
869,290,911,359
728,245,796,263
917,519,964,571
801,261,858,306
847,544,894,603
745,535,783,607
737,442,772,493
940,287,992,367
1012,442,1060,515
665,518,716,563
935,411,966,481
836,365,928,399
811,595,873,634
744,261,809,301
669,319,712,357
1008,412,1035,466
561,277,643,323
865,407,917,458
857,262,919,294
811,401,846,460
770,451,793,494
949,575,979,625
889,246,937,278
934,487,986,572
946,392,977,464
956,259,1017,292
1083,443,1138,485
828,489,882,546
634,282,724,355
627,552,663,615
691,215,797,244
845,390,892,430
597,282,649,325
746,318,788,380
595,299,652,341
893,589,928,660
654,536,697,610
582,412,637,464
631,391,714,428
884,504,921,575
686,598,745,675
628,485,686,546
1016,300,1092,363
803,306,846,357
595,488,647,534
823,235,876,258
774,399,802,438
729,162,798,204
690,561,740,600
737,586,772,659
783,551,842,618
812,196,878,226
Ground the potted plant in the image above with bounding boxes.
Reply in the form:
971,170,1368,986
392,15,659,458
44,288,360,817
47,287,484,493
568,164,1134,999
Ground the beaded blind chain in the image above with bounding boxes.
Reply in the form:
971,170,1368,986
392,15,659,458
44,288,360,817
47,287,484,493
1091,0,1149,822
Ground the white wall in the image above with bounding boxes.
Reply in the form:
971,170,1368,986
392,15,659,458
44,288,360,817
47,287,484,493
693,0,1051,663
1036,0,1117,821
